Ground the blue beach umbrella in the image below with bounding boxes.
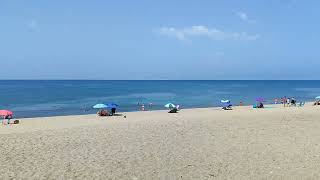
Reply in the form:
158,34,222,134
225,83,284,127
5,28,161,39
106,103,119,109
93,104,108,109
164,103,176,108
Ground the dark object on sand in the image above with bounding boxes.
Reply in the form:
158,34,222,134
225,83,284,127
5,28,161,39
111,108,116,115
257,102,264,108
14,120,19,124
168,108,178,113
222,105,232,110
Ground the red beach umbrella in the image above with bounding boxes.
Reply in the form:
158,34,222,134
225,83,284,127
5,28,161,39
0,110,13,117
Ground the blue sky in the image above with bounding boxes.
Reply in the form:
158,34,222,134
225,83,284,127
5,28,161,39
1,0,320,80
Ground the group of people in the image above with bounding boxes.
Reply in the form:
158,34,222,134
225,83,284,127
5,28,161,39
97,108,116,116
1,115,19,125
274,97,297,106
237,96,301,109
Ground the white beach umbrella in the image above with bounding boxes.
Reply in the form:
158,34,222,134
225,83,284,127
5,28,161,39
93,104,108,109
164,103,176,108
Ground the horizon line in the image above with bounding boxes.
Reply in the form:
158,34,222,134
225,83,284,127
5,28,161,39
1,79,320,81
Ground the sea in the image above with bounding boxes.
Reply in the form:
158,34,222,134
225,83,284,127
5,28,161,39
0,80,319,118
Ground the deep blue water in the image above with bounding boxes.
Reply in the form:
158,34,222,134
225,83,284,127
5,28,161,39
0,80,320,118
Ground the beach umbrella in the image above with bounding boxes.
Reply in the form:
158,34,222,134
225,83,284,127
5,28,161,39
221,100,230,103
107,103,119,107
111,103,119,106
93,104,108,109
0,110,13,117
221,100,232,107
106,103,119,109
255,97,265,102
316,96,320,99
164,103,176,108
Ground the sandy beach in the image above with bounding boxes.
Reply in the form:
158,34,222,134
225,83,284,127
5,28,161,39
1,104,320,179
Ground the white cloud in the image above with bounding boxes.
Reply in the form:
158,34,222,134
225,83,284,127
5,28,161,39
236,11,255,23
27,20,38,29
158,25,259,42
158,27,187,41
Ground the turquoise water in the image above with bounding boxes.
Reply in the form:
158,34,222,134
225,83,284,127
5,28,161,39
0,80,319,118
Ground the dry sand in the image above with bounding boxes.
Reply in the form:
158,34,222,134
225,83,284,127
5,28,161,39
1,104,320,179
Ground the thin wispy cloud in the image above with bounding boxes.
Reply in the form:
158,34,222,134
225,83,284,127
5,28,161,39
158,25,260,42
236,11,255,23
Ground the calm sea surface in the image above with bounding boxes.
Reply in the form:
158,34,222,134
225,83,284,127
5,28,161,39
0,80,319,118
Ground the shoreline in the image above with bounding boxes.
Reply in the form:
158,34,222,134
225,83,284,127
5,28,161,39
9,100,311,119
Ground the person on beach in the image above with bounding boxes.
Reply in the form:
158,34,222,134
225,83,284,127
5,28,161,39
4,115,12,124
97,110,107,116
141,104,145,111
274,98,278,104
111,108,116,116
239,102,244,106
257,102,264,108
282,96,287,107
287,98,291,106
291,97,296,106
